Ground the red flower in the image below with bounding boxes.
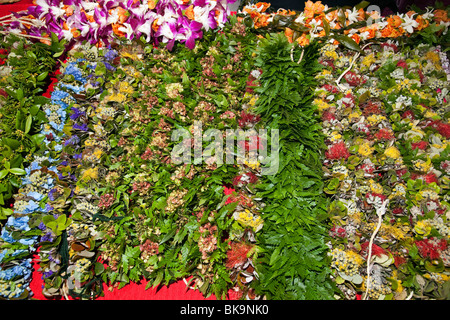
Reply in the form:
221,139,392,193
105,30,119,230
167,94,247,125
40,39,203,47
375,128,394,141
344,71,365,87
322,84,339,93
424,172,439,184
415,238,447,260
238,111,260,128
226,242,254,269
325,141,350,160
425,120,450,139
401,110,415,120
411,141,428,150
0,88,7,99
237,136,264,152
329,225,346,238
322,110,336,122
396,59,408,69
232,172,258,186
393,255,407,268
360,242,386,259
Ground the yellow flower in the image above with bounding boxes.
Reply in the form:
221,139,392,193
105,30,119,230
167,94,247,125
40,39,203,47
369,179,384,194
414,220,432,236
119,81,134,94
424,110,438,118
384,146,401,159
93,148,103,160
81,167,98,181
413,158,432,173
367,114,386,126
348,111,361,121
358,142,374,157
362,53,376,67
314,98,331,112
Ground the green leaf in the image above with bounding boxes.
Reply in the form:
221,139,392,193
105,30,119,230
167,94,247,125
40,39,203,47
25,114,32,134
333,35,361,52
30,133,45,146
94,262,105,275
354,1,370,10
16,88,24,101
9,168,26,175
0,170,8,179
3,138,21,149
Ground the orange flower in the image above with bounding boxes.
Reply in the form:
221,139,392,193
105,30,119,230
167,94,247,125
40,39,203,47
350,33,360,44
285,27,294,43
255,2,270,13
185,5,194,20
277,9,296,16
380,24,394,37
357,8,365,21
115,7,129,24
304,1,325,19
434,9,449,23
63,5,74,16
39,33,51,46
387,15,402,28
415,15,429,30
71,28,81,38
254,13,270,29
148,0,158,10
296,33,310,46
112,23,126,37
152,19,160,32
360,26,376,39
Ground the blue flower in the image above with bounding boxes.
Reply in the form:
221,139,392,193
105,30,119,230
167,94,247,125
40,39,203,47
25,161,41,175
27,191,44,201
6,216,31,231
73,123,88,131
70,107,85,120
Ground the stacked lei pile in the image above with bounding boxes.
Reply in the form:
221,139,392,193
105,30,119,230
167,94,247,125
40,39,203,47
316,41,449,300
0,1,449,300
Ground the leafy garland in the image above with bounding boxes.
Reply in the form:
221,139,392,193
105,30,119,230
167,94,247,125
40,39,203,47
0,34,66,300
248,33,336,299
1,0,449,301
0,34,64,220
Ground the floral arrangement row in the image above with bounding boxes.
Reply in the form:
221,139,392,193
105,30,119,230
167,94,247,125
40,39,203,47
248,32,336,299
0,34,64,220
239,1,449,48
4,16,268,299
1,0,237,50
315,38,449,299
0,38,66,299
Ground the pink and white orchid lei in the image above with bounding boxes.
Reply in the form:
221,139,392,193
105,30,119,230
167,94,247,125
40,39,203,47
3,0,237,50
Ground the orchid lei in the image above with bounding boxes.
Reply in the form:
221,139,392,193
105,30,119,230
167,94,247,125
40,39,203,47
2,0,237,50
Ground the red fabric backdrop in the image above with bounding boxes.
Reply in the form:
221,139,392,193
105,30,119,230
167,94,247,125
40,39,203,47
1,0,225,300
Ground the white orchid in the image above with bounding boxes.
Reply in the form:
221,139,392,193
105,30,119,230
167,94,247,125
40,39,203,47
400,13,419,34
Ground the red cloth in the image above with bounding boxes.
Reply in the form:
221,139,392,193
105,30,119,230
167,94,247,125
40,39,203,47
0,0,34,17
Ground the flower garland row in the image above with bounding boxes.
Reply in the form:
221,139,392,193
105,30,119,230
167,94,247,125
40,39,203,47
1,0,237,50
25,17,266,299
0,35,64,300
240,1,449,47
315,39,449,299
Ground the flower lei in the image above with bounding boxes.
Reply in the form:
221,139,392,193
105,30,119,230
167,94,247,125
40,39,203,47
1,0,237,50
317,39,449,300
240,1,449,47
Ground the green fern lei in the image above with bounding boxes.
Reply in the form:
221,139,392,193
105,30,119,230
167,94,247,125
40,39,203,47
251,33,336,300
